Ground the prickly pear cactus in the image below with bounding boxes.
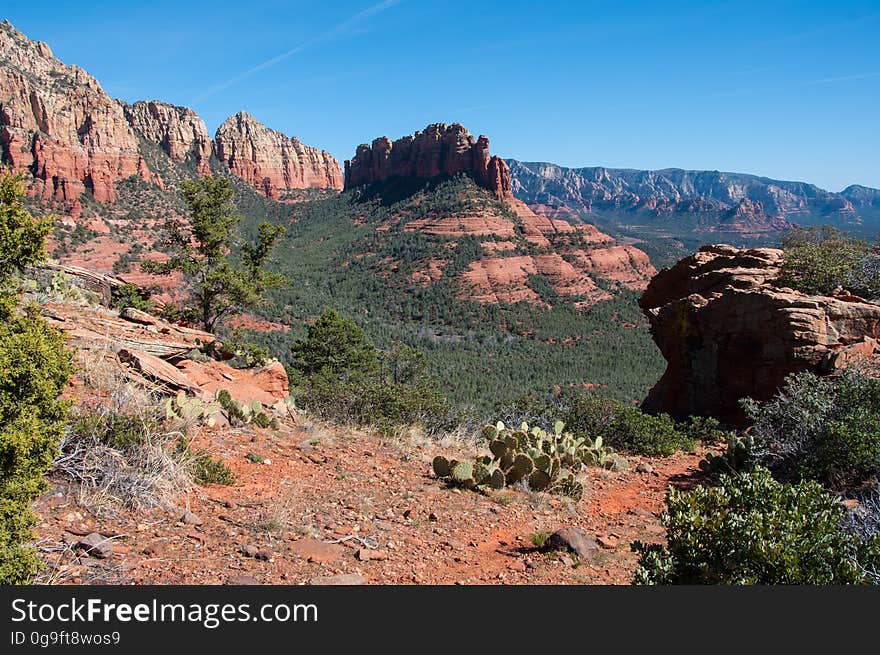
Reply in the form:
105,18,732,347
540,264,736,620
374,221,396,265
432,418,627,499
165,392,223,426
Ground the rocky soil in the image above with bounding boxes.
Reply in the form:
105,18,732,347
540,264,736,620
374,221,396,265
32,415,707,585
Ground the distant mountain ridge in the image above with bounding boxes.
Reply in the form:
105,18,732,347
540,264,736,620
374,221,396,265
508,160,880,239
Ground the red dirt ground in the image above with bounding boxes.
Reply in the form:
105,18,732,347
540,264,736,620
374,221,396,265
32,416,709,585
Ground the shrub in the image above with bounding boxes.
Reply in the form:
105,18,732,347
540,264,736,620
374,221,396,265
633,468,880,585
57,410,193,509
112,283,155,313
215,328,271,369
290,309,450,434
0,172,74,584
742,370,880,491
777,226,879,297
176,439,235,486
560,393,696,456
290,308,379,380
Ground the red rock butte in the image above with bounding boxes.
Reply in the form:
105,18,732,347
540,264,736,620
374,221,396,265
343,123,511,199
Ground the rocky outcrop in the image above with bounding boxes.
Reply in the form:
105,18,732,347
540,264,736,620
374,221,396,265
0,21,156,205
344,123,511,198
508,160,875,236
213,112,343,199
125,101,211,173
37,264,290,409
639,245,880,423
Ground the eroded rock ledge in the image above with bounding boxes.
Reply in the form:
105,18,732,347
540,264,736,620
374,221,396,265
639,244,880,423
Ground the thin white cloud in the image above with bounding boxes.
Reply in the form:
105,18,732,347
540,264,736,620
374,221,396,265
192,0,403,103
800,72,880,87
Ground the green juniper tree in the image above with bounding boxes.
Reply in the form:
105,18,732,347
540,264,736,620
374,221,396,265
144,176,287,332
0,171,74,584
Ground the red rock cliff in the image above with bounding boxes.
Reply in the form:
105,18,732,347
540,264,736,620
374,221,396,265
125,101,211,174
0,21,156,205
343,123,512,198
213,112,343,199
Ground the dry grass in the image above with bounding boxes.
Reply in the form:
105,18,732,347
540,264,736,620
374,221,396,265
74,344,158,414
54,429,193,512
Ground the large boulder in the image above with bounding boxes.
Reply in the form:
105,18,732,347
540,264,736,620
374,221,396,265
639,244,880,423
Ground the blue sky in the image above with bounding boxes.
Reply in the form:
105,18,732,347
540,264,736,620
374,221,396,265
4,0,878,190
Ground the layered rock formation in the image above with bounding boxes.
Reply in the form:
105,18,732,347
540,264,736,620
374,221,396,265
0,20,156,205
214,112,343,199
125,100,211,173
508,160,877,237
37,263,290,409
639,245,880,423
1,22,342,209
344,123,511,198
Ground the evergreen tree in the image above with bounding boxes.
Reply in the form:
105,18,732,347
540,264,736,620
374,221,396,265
0,172,73,584
144,176,286,332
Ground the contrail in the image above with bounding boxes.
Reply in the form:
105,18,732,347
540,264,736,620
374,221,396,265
193,0,403,103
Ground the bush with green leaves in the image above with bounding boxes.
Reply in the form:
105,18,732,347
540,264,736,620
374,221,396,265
112,283,155,313
175,439,234,486
777,225,880,298
0,172,74,584
433,420,626,500
214,328,271,369
550,392,697,456
633,468,880,585
290,309,450,433
741,370,880,491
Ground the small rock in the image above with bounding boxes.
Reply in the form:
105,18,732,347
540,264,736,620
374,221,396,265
75,533,112,559
545,528,599,561
627,507,655,518
255,550,272,561
262,459,272,466
181,511,202,526
636,462,654,474
224,500,237,509
289,538,345,563
356,548,389,561
428,512,438,521
226,575,260,585
597,535,619,549
240,545,259,557
309,573,366,585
